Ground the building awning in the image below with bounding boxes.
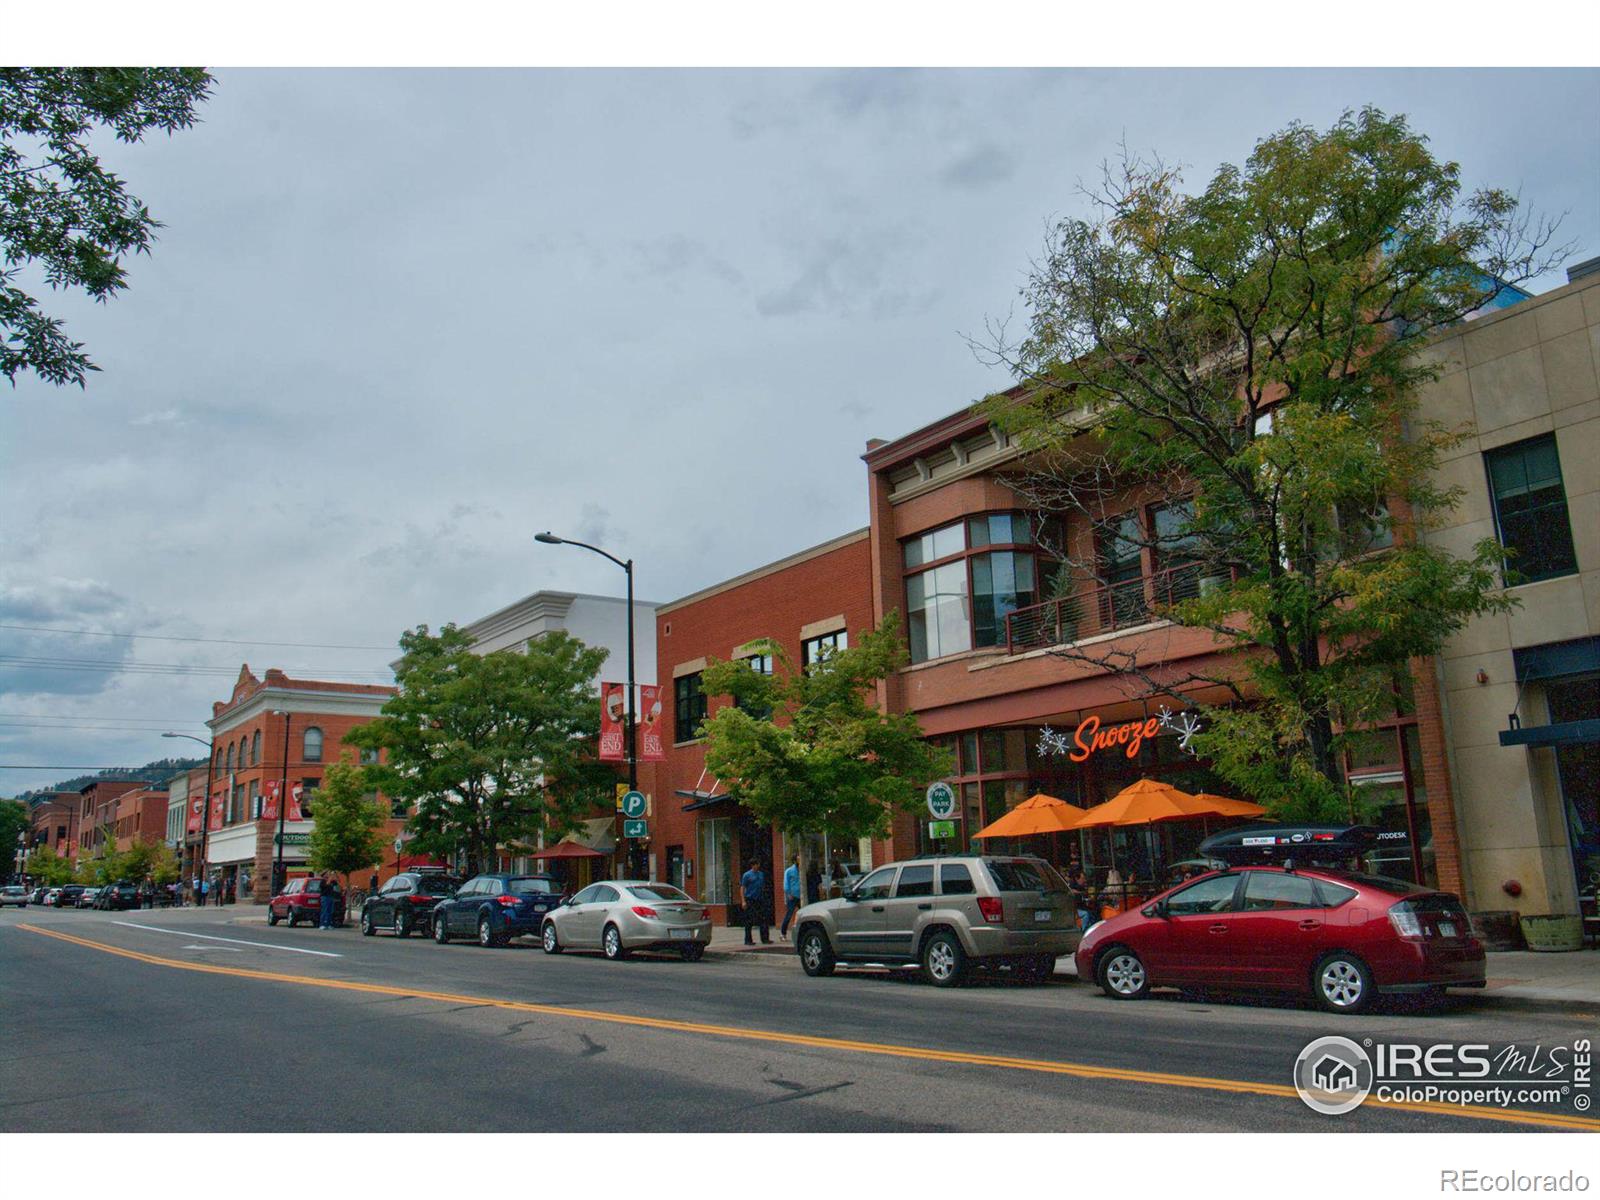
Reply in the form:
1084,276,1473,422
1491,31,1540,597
1513,636,1600,682
676,789,732,811
1499,719,1600,748
530,841,606,861
553,816,615,854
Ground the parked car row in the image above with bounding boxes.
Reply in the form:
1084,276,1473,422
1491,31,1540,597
9,881,174,910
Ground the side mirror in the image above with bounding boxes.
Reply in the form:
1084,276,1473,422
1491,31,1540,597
1142,902,1168,919
841,888,859,902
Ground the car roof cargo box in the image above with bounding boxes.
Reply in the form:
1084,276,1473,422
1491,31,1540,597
1197,824,1408,865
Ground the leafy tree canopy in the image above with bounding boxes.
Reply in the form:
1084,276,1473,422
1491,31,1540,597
305,758,388,881
23,843,75,886
2,67,213,388
980,108,1563,818
700,614,953,846
347,625,614,878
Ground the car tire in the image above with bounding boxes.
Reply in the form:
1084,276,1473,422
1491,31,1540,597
921,930,968,987
1097,947,1151,1000
361,910,375,936
267,909,280,926
541,922,562,954
434,915,450,944
681,944,705,962
287,911,299,928
1314,952,1374,1015
602,923,628,961
393,909,410,938
477,914,506,948
798,926,836,977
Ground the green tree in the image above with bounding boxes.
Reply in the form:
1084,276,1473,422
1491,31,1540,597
348,625,614,878
699,615,953,875
74,830,123,884
0,798,28,869
23,843,75,886
305,759,388,884
2,68,214,388
981,109,1564,819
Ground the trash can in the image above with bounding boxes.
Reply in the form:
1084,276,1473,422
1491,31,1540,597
1519,914,1583,952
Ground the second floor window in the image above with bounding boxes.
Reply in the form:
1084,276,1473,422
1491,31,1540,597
1486,434,1578,584
250,730,260,765
303,726,324,762
903,513,1045,663
675,673,707,743
801,630,847,672
736,653,774,719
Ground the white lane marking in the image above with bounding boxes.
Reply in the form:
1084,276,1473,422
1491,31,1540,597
112,921,342,958
182,944,243,952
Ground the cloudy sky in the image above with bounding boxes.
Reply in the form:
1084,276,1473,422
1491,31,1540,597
3,67,1597,794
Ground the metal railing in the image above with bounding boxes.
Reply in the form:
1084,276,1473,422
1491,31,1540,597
1004,562,1213,654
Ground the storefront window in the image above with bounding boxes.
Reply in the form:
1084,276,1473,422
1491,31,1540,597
697,817,732,905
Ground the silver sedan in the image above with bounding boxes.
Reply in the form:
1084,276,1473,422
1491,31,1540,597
540,880,712,961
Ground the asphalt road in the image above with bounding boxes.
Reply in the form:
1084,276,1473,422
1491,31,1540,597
2,903,1594,1133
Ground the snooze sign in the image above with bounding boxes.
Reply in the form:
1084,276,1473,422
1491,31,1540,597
1037,706,1204,763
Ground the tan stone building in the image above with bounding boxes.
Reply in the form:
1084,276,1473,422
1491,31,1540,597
1418,261,1600,920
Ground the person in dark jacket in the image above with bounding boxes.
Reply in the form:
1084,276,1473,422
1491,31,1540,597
804,860,823,906
738,860,770,946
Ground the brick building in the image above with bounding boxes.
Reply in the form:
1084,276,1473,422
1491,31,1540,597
28,793,79,859
76,780,153,859
111,785,171,853
652,529,876,921
202,665,400,903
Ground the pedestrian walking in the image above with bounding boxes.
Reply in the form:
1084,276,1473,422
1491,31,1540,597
317,874,337,929
739,860,771,945
779,856,801,938
804,859,822,906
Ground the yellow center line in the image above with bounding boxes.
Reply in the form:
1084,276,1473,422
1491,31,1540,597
18,922,1598,1132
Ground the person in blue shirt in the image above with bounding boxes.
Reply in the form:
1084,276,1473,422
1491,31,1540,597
739,860,771,945
779,856,802,938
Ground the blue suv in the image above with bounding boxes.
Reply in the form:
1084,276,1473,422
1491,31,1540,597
432,874,565,947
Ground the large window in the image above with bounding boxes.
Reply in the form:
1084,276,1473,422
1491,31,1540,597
303,726,324,762
1486,435,1578,583
697,817,733,904
801,630,847,672
903,512,1045,663
735,653,773,719
1098,512,1146,626
675,673,707,743
250,730,260,766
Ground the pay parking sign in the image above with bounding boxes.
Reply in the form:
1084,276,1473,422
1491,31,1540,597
926,781,957,820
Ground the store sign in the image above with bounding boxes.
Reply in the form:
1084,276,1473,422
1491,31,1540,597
599,681,626,761
928,820,956,840
274,832,310,847
1037,706,1205,763
639,684,664,761
926,781,958,819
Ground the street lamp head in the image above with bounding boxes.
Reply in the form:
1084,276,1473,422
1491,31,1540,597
534,532,564,545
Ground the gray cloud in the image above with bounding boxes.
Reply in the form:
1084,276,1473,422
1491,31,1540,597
939,142,1017,188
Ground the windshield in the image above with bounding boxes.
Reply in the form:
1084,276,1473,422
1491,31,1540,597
986,859,1071,893
629,884,692,902
506,877,558,895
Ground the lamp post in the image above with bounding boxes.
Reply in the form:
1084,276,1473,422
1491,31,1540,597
272,710,292,896
163,730,215,904
536,531,637,873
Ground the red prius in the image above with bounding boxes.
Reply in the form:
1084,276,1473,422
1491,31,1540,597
1074,860,1485,1015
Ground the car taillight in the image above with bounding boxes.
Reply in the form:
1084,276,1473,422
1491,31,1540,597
411,895,436,904
977,896,1004,924
701,908,711,920
1388,902,1424,940
496,895,520,906
631,905,658,918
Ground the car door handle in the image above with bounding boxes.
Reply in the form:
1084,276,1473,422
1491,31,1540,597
871,906,885,912
1208,923,1228,934
916,903,932,910
1298,919,1322,930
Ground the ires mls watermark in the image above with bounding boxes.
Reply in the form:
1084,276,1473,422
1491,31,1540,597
1293,1035,1592,1115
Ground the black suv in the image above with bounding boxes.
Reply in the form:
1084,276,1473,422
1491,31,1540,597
98,881,143,911
359,871,460,938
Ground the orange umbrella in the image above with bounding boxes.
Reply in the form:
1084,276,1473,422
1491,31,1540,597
1189,792,1268,819
1068,778,1216,828
973,792,1084,839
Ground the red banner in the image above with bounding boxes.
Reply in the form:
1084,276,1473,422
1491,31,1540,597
599,681,626,761
288,784,305,821
263,780,280,822
186,794,204,834
639,683,664,761
208,792,224,831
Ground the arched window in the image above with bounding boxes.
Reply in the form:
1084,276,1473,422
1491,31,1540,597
250,730,260,765
225,743,235,771
303,726,323,762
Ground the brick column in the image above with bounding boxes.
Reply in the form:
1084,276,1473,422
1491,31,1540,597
1411,653,1464,898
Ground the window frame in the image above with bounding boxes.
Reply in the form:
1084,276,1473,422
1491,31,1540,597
1484,433,1579,585
901,510,1048,663
674,672,708,743
302,726,324,763
800,630,848,673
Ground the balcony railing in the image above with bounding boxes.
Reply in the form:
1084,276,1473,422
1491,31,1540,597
1004,562,1214,655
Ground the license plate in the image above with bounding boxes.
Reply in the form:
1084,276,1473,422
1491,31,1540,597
669,929,693,940
1034,909,1052,921
1438,921,1457,938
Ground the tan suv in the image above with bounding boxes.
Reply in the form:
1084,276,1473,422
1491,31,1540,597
793,854,1081,986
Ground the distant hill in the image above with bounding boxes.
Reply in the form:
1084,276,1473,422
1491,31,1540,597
18,757,204,802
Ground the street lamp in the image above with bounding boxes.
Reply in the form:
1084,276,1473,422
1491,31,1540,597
272,710,292,896
536,530,638,873
163,730,215,904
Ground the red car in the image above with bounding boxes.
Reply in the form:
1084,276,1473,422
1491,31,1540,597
267,877,343,927
1074,864,1485,1014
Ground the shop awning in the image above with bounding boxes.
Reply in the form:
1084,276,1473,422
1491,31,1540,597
677,789,732,811
1499,719,1600,748
549,816,615,855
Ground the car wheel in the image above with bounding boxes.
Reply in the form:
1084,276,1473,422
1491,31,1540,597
393,909,410,938
433,915,450,944
921,930,968,987
1098,947,1150,1000
478,914,504,948
681,944,705,962
602,923,628,961
267,909,280,926
361,910,375,936
1314,952,1374,1015
287,911,299,928
541,922,562,954
798,926,835,977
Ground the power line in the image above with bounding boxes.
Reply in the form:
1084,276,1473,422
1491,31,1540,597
0,622,394,651
0,765,185,771
0,655,393,681
0,710,210,723
0,722,210,733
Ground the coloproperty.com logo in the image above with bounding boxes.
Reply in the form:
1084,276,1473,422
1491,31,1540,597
1293,1035,1593,1115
